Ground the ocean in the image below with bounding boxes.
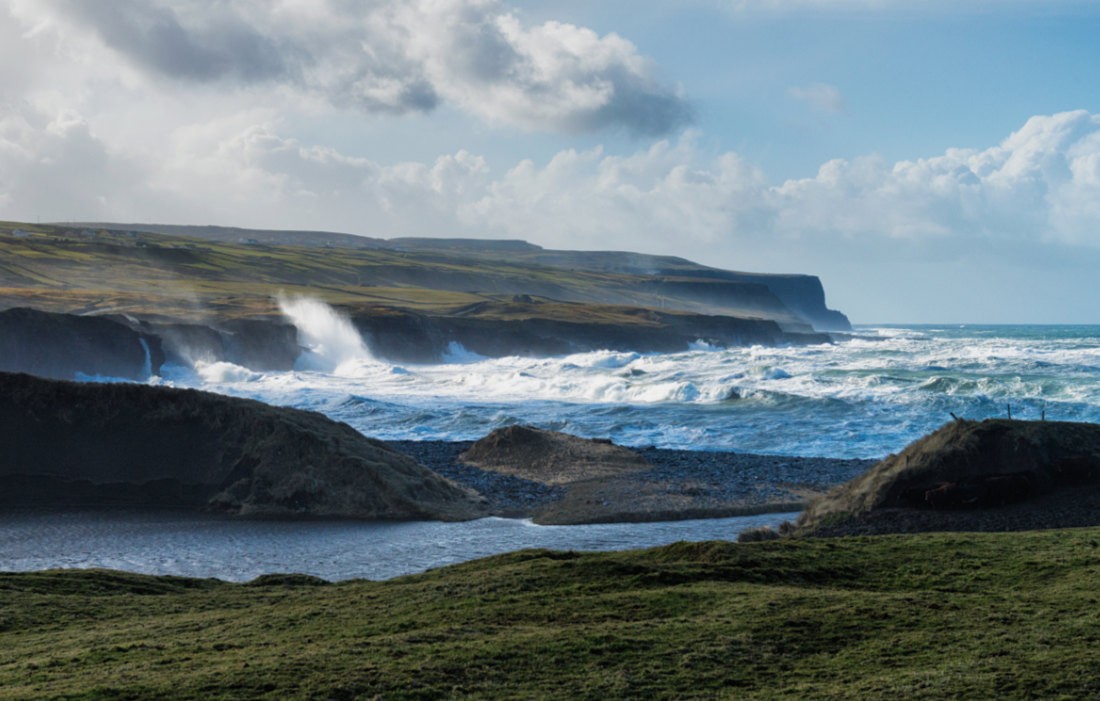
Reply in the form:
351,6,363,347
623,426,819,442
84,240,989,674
156,316,1100,461
15,318,1097,580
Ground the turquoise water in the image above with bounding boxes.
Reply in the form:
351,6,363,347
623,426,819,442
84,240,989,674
161,324,1100,460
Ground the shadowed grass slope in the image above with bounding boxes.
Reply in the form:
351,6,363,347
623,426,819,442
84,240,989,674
2,529,1099,699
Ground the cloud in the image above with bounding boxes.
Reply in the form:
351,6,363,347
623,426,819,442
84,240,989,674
724,0,1083,14
8,0,689,135
767,110,1100,250
787,83,845,114
3,103,1098,253
2,102,1099,319
461,111,1100,257
0,105,147,221
44,0,289,83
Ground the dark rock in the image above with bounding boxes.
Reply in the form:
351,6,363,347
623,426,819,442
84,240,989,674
798,419,1100,536
0,372,485,520
353,306,828,363
0,307,163,380
459,426,650,485
152,319,300,370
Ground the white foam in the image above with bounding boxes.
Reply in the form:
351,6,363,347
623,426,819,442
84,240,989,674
442,341,488,364
194,360,262,384
162,324,1100,458
277,294,373,372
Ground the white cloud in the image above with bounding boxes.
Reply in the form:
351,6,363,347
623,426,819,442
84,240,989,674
724,0,1093,15
787,83,845,114
464,111,1100,258
2,94,1099,319
0,105,148,221
2,102,1098,254
6,0,689,135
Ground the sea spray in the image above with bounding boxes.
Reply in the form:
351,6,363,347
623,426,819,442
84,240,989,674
138,337,153,378
179,324,1100,459
276,295,374,372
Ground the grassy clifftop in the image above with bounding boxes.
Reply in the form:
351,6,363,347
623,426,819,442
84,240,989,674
0,221,843,332
1,529,1098,699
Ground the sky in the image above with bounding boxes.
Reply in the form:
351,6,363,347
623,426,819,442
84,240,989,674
2,1,1099,323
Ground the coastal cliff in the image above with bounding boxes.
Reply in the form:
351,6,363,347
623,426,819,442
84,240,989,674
0,372,485,520
0,307,164,381
1,221,849,373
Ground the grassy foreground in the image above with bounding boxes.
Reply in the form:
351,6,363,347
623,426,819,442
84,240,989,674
3,530,1100,700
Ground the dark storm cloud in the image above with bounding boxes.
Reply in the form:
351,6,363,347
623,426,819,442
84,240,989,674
54,0,290,83
36,0,690,135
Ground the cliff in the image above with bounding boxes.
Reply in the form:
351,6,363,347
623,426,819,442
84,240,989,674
354,301,828,363
0,372,486,520
0,307,164,381
2,221,850,373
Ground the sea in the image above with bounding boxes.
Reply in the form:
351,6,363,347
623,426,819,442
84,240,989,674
164,309,1100,461
7,308,1100,581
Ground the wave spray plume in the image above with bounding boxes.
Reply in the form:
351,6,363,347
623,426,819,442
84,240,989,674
276,295,374,372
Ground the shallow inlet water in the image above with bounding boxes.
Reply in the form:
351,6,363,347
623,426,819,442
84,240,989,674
0,511,795,582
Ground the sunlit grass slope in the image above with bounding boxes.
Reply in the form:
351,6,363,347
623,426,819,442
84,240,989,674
0,222,806,329
2,529,1098,699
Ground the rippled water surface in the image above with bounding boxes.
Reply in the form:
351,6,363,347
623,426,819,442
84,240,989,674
0,511,795,582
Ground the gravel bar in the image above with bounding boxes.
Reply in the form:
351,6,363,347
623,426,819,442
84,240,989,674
389,440,876,518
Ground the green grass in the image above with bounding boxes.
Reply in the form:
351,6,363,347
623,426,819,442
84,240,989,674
3,529,1100,699
0,222,706,325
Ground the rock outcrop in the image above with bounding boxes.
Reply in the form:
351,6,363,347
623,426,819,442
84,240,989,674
459,425,650,485
151,319,300,370
355,305,828,363
797,419,1100,536
0,372,485,520
0,307,164,380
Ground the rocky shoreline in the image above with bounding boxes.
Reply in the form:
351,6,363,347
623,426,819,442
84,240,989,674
389,439,875,524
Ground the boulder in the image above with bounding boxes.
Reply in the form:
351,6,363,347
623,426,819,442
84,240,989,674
0,372,485,520
459,425,649,485
798,419,1100,536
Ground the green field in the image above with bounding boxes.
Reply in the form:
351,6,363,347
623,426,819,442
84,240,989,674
3,529,1098,699
0,222,740,323
0,222,814,334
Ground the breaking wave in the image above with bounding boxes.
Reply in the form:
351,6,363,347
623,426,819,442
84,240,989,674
157,324,1100,460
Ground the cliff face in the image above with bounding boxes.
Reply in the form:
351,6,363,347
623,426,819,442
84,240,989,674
3,222,852,374
152,319,300,370
354,304,829,363
0,308,164,380
645,269,850,332
0,300,830,377
0,372,486,520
